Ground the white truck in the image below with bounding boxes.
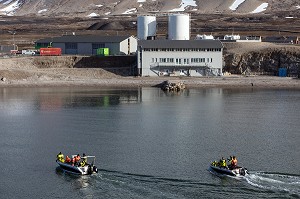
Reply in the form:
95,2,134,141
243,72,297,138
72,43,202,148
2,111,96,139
21,49,36,55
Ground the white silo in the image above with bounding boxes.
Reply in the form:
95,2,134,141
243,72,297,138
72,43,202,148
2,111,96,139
168,13,190,40
137,15,157,40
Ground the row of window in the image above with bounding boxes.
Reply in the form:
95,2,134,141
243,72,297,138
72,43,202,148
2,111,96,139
153,58,213,64
144,48,221,52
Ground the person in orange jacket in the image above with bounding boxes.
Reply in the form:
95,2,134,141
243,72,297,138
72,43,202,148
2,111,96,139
75,154,81,162
65,156,71,163
231,156,238,168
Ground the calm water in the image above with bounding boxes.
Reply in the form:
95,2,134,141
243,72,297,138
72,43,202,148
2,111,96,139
0,87,299,199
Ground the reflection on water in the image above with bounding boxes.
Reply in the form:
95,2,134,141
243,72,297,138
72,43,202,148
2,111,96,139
0,87,227,112
55,167,91,189
0,88,143,112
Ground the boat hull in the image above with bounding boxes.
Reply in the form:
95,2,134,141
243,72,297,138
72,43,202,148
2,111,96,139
209,165,248,177
56,160,97,175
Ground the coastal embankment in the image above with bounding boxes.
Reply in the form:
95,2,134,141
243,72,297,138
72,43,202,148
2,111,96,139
0,55,299,88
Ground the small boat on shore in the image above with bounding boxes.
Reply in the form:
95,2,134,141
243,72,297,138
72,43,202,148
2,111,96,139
56,155,98,175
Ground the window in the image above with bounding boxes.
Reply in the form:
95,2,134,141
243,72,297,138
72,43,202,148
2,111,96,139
184,59,189,64
159,58,167,63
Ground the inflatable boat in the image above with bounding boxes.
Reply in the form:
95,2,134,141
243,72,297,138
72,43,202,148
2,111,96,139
56,155,98,175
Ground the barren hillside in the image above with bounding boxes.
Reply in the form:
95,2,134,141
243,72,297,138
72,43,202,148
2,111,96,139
0,0,300,17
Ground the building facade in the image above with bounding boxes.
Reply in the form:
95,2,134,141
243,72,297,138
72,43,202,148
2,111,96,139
137,40,223,76
35,35,137,55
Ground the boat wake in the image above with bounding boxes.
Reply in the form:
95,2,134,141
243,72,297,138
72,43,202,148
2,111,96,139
56,168,300,198
245,171,300,197
83,169,226,198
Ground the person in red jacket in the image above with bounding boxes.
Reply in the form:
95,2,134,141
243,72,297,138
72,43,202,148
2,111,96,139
75,154,81,162
229,156,238,169
65,156,71,163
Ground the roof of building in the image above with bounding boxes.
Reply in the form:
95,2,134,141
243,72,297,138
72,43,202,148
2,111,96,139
36,35,133,43
263,36,299,42
138,39,223,48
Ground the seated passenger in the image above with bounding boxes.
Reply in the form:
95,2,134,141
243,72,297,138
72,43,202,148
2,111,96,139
65,156,71,163
80,159,86,167
57,152,65,163
219,157,227,168
230,156,238,169
71,157,76,166
75,154,81,162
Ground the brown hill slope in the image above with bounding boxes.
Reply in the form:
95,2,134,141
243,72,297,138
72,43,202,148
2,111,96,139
0,0,299,17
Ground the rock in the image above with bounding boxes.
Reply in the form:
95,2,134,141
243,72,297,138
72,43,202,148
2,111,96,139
161,80,186,91
223,43,300,76
1,77,6,82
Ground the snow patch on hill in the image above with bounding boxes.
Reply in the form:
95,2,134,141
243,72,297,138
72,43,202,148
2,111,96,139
250,3,268,13
0,0,21,15
38,9,47,14
170,0,197,12
229,0,246,10
123,8,137,14
87,13,99,17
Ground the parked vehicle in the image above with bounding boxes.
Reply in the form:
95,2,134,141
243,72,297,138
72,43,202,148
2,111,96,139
40,48,62,56
22,49,36,55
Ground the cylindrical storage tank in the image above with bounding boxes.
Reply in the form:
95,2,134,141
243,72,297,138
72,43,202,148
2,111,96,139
137,15,157,40
168,14,190,40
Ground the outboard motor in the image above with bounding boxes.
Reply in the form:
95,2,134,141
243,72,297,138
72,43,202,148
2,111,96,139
240,168,248,176
93,166,98,173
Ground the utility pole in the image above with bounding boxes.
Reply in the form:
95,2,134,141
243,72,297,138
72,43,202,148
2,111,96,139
8,31,16,50
13,31,16,50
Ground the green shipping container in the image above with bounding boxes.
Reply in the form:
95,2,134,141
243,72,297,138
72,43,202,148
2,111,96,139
97,48,109,56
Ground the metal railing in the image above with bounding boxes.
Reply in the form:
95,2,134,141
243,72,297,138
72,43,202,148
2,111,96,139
150,62,211,69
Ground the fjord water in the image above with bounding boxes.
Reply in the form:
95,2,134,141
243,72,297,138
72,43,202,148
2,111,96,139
0,87,299,198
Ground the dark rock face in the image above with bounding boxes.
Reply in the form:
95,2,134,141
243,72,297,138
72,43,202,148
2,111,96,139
224,47,300,76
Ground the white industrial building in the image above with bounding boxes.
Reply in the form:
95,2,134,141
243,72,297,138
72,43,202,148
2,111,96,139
136,13,223,77
137,40,223,77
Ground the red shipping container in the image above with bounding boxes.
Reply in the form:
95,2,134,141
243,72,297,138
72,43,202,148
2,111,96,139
40,48,62,56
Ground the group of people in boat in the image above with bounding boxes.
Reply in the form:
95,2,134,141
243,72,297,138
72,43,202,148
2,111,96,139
57,152,87,167
211,156,238,170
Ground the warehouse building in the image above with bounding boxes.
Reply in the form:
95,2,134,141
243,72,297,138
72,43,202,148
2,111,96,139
137,39,223,77
35,35,137,56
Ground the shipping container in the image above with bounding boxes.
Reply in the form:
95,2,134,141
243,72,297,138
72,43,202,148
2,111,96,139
40,48,62,56
96,48,109,56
